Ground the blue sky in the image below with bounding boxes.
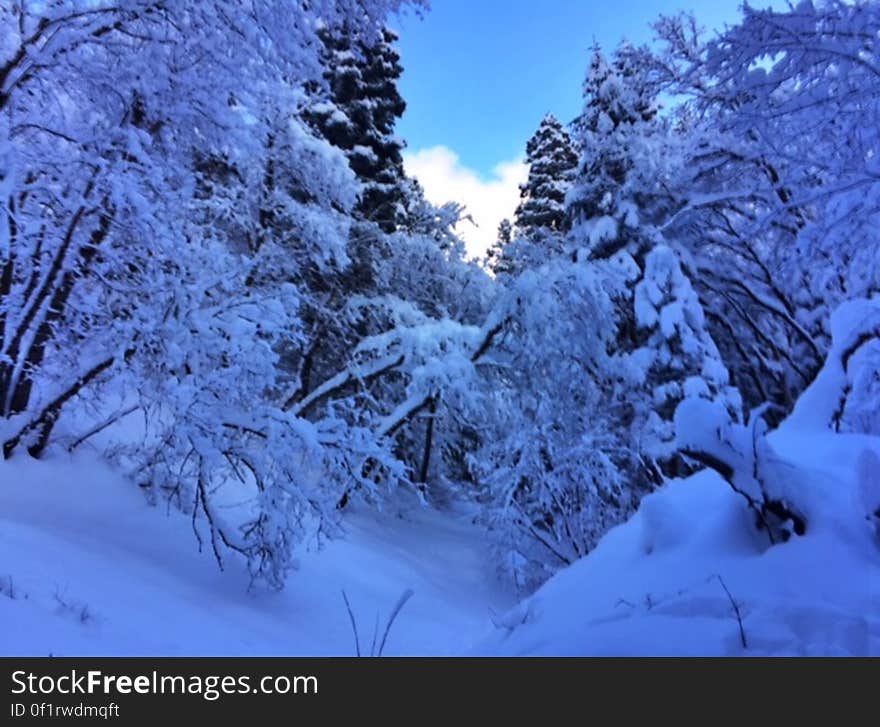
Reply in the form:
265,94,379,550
391,1,771,257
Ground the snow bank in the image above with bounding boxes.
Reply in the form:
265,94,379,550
475,431,880,656
477,296,880,655
1,428,876,656
0,454,511,656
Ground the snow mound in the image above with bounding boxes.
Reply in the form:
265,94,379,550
475,431,880,656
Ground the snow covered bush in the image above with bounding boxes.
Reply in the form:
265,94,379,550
787,297,880,436
674,397,806,545
474,261,637,590
676,296,880,546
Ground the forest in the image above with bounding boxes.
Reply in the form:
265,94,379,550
0,0,878,656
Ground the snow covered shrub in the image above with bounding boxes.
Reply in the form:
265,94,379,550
788,297,880,436
674,398,806,545
678,296,880,547
474,262,637,590
481,431,629,591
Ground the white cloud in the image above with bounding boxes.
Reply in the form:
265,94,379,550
403,146,527,260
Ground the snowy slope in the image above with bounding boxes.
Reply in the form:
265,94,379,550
2,426,877,656
475,428,880,656
0,453,512,656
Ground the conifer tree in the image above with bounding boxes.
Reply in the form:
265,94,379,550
309,25,408,233
567,42,737,485
514,114,578,237
498,218,513,245
486,218,514,275
628,245,741,477
566,43,658,259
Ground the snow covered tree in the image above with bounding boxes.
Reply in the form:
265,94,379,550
10,0,879,603
652,2,880,414
308,25,408,234
628,245,741,476
498,218,513,245
0,0,420,588
398,176,467,254
566,43,659,260
472,261,635,589
293,23,415,401
542,38,747,514
514,114,578,237
487,115,578,278
485,219,514,275
563,41,724,487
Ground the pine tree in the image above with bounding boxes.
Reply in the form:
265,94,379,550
566,42,738,486
514,114,578,237
294,24,410,397
486,218,514,275
566,43,658,259
309,25,408,233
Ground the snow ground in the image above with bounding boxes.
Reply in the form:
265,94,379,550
0,453,513,656
1,426,877,656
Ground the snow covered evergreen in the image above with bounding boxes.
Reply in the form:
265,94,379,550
308,25,409,234
514,114,578,237
566,43,659,258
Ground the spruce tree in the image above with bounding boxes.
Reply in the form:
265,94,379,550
486,218,514,275
514,114,578,237
309,25,408,233
567,42,738,485
566,43,657,258
628,245,742,477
